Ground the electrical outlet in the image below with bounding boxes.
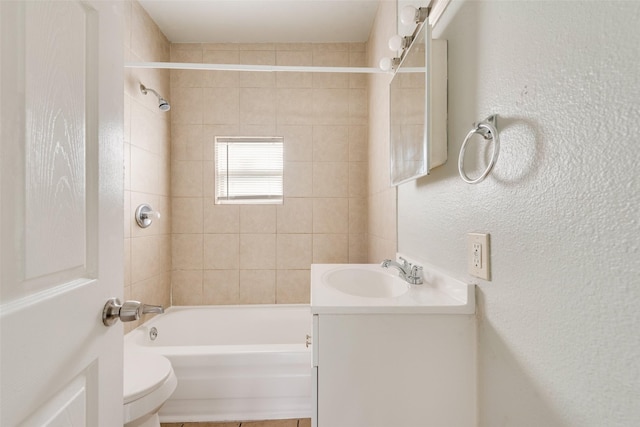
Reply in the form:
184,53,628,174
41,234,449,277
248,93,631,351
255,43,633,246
468,233,490,280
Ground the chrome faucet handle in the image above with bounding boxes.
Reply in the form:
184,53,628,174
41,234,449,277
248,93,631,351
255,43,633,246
142,304,164,315
398,257,411,269
408,265,423,285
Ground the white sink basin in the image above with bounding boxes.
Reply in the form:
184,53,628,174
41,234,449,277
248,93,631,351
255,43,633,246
311,261,476,314
324,267,408,298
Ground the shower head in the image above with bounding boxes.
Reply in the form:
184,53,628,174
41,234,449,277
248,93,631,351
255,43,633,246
140,83,171,112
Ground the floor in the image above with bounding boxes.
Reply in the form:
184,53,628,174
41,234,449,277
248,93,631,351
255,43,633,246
162,419,311,427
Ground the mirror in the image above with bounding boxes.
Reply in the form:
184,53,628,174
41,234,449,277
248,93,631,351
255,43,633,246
389,18,447,186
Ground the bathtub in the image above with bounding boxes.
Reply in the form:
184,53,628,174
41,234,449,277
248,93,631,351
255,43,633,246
124,304,312,423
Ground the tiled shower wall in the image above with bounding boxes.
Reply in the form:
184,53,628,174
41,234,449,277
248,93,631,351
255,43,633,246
169,42,369,305
123,0,172,330
366,1,397,262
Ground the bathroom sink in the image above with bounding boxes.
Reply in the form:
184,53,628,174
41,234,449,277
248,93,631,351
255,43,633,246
323,266,408,298
311,261,476,315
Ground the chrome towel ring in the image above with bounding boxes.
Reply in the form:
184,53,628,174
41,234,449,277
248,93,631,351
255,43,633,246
458,115,500,184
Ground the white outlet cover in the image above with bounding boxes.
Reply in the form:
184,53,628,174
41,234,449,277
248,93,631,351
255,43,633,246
468,233,490,280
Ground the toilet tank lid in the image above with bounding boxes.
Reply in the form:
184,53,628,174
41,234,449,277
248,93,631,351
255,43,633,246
123,351,174,404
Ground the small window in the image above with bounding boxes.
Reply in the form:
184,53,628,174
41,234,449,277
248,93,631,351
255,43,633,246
214,136,284,204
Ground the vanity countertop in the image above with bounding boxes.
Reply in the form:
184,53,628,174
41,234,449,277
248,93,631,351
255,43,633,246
311,256,475,315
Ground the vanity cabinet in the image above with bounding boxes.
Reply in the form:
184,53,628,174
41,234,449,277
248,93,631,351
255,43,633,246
311,313,476,427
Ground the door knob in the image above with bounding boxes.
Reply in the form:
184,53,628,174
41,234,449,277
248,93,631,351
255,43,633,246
102,298,164,326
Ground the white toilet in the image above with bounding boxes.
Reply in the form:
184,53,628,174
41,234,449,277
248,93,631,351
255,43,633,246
123,351,177,427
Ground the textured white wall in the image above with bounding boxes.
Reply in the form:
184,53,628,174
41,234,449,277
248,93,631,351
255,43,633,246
397,1,640,426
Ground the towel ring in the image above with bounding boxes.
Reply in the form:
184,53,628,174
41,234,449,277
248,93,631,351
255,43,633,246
458,115,500,184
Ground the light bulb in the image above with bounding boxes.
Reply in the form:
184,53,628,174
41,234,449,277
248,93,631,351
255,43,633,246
388,35,403,52
400,5,419,25
379,57,400,72
388,35,413,52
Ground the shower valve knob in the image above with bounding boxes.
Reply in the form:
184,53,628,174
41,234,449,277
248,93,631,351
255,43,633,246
135,204,160,228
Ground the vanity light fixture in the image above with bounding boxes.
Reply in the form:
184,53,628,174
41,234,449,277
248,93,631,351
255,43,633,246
388,34,413,52
400,4,430,25
379,57,401,72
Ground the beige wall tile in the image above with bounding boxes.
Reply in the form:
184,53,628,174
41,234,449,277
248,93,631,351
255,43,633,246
170,69,209,88
237,43,275,51
167,40,371,306
240,205,277,233
131,0,169,62
202,161,214,200
349,125,368,162
239,50,276,88
278,125,312,162
284,162,313,197
131,235,170,283
313,234,349,264
240,270,276,304
313,162,349,197
349,233,368,263
203,202,240,233
172,197,203,233
172,270,203,305
172,124,204,161
169,45,203,63
132,272,170,309
276,50,312,66
313,198,349,233
172,160,203,197
276,89,314,125
130,146,160,194
350,50,366,66
276,270,311,304
125,0,171,321
349,197,368,234
276,43,312,51
203,87,240,125
349,88,368,125
313,72,349,89
203,270,240,305
313,49,349,67
170,87,204,124
172,234,203,270
155,195,171,234
313,88,350,125
349,161,368,197
277,234,312,269
312,125,349,162
240,234,276,269
202,49,239,63
239,88,277,125
368,235,397,264
239,124,277,136
204,234,240,269
276,71,313,89
277,198,312,233
313,43,349,52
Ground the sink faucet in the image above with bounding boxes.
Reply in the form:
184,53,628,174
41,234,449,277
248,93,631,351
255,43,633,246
380,257,423,285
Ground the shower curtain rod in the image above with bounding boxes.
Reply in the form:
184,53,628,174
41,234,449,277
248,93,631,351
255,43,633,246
125,61,387,74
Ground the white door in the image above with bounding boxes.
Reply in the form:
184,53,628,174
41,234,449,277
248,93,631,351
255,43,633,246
0,1,124,425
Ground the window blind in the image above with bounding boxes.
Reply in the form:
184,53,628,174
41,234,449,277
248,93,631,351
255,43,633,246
214,137,284,204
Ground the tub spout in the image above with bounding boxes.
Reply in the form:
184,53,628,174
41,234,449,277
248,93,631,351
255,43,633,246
142,304,164,315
